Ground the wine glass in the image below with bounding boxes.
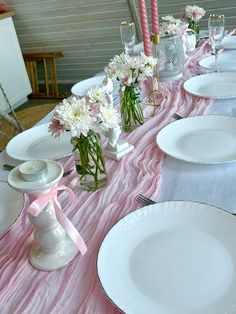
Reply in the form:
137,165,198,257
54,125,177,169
120,21,136,55
208,14,225,72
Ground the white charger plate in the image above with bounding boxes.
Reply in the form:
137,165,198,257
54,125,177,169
97,201,236,314
156,115,236,164
183,73,236,99
222,36,236,50
0,181,25,237
199,51,236,71
6,123,72,161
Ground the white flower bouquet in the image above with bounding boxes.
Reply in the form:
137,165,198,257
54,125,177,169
160,15,187,37
181,5,206,45
105,52,157,132
49,88,120,138
182,5,206,22
49,86,120,190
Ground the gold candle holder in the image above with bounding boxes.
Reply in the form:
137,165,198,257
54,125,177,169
146,34,164,116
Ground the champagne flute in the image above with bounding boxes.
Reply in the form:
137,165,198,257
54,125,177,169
120,21,136,55
208,14,225,72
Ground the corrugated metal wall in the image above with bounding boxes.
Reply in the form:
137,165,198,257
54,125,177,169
5,0,236,84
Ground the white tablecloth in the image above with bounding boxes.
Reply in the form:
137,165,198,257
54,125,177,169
156,98,236,213
1,91,236,214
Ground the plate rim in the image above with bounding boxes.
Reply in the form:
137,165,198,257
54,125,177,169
222,36,236,49
71,74,106,96
183,72,236,99
0,181,25,237
156,114,236,164
97,200,236,314
199,52,236,70
6,123,72,161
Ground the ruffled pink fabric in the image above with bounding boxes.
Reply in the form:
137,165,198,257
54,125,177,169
0,40,214,314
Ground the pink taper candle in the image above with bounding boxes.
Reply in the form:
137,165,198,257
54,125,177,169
138,0,152,56
151,0,159,34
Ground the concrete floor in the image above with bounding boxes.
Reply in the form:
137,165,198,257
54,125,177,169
17,83,74,111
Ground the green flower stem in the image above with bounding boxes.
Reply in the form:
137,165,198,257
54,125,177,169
188,19,200,46
72,131,106,189
121,85,144,132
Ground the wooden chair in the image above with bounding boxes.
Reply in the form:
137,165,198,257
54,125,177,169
23,51,64,99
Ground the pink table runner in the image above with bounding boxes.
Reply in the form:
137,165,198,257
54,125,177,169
0,40,213,314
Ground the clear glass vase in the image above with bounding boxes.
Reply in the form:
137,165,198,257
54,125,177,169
120,85,144,133
157,34,185,80
71,131,107,191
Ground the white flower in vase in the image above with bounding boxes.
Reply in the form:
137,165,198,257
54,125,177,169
181,5,206,46
160,15,186,37
160,15,196,55
49,90,119,191
139,53,158,68
162,15,181,24
88,86,107,104
105,52,157,132
182,5,206,22
100,106,121,129
52,97,95,137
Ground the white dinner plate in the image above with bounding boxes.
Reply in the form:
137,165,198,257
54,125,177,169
97,201,236,314
222,36,236,50
156,115,236,164
71,75,106,96
0,181,25,237
72,74,112,96
199,51,236,71
6,123,72,161
183,73,236,99
71,75,120,100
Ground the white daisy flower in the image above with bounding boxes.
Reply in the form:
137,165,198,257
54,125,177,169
55,97,95,137
88,86,107,104
100,106,121,129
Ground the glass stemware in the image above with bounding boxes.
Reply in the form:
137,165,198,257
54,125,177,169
208,14,225,72
120,21,136,55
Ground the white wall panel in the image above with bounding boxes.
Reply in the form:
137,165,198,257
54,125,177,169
4,0,236,83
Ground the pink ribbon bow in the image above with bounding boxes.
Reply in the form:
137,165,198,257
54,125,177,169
28,185,87,256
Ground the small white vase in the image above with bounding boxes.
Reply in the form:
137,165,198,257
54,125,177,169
184,31,197,53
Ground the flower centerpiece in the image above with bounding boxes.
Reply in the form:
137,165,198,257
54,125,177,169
105,52,157,132
181,5,206,45
156,15,186,79
160,15,196,54
49,87,120,191
160,15,186,36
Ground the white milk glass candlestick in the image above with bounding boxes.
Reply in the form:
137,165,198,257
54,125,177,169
8,160,86,271
208,14,225,72
120,21,136,55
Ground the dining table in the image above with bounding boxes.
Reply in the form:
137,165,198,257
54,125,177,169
1,33,236,314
